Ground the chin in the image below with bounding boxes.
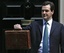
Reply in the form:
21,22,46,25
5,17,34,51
44,17,47,19
43,17,48,21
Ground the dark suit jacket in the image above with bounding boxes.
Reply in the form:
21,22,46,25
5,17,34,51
22,20,64,53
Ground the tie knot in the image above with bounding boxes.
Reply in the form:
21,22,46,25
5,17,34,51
45,21,48,25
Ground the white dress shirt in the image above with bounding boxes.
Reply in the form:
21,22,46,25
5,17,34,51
38,18,53,53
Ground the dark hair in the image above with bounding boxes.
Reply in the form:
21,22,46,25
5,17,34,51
42,1,55,11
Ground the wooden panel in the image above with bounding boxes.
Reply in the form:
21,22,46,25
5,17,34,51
5,30,31,49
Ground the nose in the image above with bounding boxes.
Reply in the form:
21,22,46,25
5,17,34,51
43,11,46,14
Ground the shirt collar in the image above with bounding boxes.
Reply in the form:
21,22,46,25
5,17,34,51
43,18,53,26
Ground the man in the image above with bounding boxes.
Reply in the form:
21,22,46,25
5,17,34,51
14,1,64,53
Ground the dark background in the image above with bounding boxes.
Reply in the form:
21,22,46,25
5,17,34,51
0,0,59,53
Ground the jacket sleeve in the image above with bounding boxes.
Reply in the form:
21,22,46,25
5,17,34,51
60,25,64,53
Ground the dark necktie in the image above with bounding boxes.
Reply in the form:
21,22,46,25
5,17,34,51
43,22,48,53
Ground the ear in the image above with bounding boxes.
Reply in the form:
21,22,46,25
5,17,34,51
52,10,54,15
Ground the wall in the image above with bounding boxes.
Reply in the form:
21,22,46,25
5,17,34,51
59,0,64,25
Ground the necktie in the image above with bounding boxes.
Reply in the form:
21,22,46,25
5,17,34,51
43,22,48,53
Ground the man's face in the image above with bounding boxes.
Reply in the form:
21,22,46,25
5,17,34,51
41,4,54,21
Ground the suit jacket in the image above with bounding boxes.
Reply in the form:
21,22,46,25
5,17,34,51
22,20,64,53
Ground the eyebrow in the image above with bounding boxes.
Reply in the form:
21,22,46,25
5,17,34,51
41,10,49,12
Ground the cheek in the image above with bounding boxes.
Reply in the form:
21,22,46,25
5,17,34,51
48,12,52,16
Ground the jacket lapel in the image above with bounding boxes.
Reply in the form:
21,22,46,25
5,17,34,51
50,21,58,53
50,21,57,35
38,20,43,34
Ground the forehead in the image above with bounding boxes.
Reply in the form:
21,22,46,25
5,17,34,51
42,5,51,10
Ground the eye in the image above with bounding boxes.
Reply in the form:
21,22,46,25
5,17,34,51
42,10,49,12
45,10,49,12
